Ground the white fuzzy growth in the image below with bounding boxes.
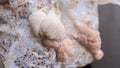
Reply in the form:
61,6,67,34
29,11,65,41
29,11,47,37
40,15,66,41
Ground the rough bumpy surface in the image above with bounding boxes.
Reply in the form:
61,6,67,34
0,0,120,68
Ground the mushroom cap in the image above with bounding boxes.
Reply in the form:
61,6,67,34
94,50,104,60
29,11,47,37
40,15,65,41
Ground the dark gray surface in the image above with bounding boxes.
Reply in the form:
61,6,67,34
91,4,120,68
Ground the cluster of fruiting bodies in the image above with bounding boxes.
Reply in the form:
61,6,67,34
0,0,104,62
29,11,104,62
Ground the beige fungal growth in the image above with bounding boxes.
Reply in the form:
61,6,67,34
43,38,74,62
29,11,74,62
56,38,74,61
75,24,104,60
29,11,47,37
40,15,66,41
42,39,59,48
29,11,65,41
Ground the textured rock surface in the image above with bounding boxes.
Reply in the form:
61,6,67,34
0,0,120,68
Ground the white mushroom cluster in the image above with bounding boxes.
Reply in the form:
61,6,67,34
29,11,65,41
29,10,74,62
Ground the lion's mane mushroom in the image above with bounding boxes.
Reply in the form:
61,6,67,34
29,11,74,62
75,24,104,60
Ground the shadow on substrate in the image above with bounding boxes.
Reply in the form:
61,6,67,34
77,64,92,68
